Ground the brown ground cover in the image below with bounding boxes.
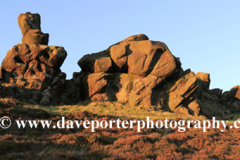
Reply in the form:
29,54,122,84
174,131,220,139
0,98,240,160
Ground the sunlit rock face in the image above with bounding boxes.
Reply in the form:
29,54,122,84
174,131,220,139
0,12,80,105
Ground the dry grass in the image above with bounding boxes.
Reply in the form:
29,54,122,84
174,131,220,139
2,97,240,159
0,97,20,105
23,101,207,121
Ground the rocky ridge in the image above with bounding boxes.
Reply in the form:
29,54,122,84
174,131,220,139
0,12,240,119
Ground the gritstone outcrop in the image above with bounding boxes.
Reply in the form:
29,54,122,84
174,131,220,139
0,12,240,119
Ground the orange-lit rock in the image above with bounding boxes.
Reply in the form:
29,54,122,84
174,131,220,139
1,44,67,89
18,12,49,45
78,51,112,73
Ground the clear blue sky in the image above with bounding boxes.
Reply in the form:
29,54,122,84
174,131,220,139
0,1,239,91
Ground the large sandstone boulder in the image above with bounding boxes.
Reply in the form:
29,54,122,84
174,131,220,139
168,72,199,110
187,100,201,116
78,51,112,73
128,75,160,107
110,39,177,78
168,72,201,114
80,72,111,101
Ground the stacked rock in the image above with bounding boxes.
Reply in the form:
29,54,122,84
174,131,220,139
0,12,67,90
18,12,49,45
0,12,76,105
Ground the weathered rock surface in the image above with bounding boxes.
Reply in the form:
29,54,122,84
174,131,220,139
18,12,41,35
22,29,49,45
168,72,200,113
80,72,110,101
110,73,133,103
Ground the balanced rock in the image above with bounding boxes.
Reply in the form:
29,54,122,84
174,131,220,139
0,12,78,106
18,12,49,45
18,12,41,35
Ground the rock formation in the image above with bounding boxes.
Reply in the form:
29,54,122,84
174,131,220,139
0,12,80,105
0,12,240,119
75,34,240,119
